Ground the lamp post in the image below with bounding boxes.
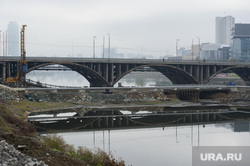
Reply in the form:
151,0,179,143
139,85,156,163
93,36,96,58
176,39,180,57
197,36,200,59
0,31,1,56
107,33,110,59
5,30,7,56
103,36,105,58
2,31,4,56
192,39,194,60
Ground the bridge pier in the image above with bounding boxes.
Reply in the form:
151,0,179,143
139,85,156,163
103,117,109,127
116,117,121,127
199,65,203,82
96,63,101,73
2,62,6,82
204,65,210,81
116,64,122,78
8,62,11,78
193,65,199,81
188,65,193,75
109,117,114,128
104,64,108,81
108,63,114,84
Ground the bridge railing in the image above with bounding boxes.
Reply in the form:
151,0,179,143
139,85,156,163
25,79,83,89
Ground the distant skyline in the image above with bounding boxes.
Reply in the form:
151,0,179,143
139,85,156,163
7,21,19,56
1,0,250,58
215,16,235,45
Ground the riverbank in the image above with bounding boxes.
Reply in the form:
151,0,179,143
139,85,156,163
1,84,250,165
0,99,126,166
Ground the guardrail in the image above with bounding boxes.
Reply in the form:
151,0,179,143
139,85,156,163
25,79,83,89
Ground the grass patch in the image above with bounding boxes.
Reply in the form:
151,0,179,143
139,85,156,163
6,100,74,111
5,100,74,119
0,105,35,136
43,134,125,166
0,117,11,132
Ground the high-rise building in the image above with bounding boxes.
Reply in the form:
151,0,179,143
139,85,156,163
7,21,19,56
200,43,230,61
232,23,250,62
215,16,235,45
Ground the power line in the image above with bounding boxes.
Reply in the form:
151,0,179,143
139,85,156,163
5,40,175,54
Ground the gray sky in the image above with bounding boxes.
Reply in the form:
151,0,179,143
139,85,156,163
1,0,250,58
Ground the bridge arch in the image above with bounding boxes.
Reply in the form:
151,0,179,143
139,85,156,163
112,64,199,86
206,66,250,85
26,62,111,87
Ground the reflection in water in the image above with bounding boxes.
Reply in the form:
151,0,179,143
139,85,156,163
28,106,250,166
28,106,250,131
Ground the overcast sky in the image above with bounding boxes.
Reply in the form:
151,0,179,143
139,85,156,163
1,0,250,58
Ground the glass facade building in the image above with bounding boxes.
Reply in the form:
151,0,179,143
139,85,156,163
232,24,250,62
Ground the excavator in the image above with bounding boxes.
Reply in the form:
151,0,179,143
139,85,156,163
7,25,27,86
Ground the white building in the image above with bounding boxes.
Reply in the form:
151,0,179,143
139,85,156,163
200,43,230,61
215,16,235,45
7,21,19,56
177,45,200,60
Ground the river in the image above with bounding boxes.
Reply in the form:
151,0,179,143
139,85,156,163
26,70,249,166
26,70,172,87
28,106,250,166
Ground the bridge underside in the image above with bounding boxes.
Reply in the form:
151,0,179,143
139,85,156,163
63,64,110,87
151,65,198,84
231,68,250,86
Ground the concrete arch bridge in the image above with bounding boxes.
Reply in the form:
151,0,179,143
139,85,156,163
1,57,250,87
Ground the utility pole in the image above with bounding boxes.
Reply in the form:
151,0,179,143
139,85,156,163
176,39,180,57
197,36,200,59
192,39,194,60
0,31,1,56
3,31,5,57
5,30,7,56
71,41,74,57
93,36,96,58
107,33,110,59
103,36,105,58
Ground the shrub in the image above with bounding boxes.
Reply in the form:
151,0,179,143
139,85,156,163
43,134,125,166
0,105,35,136
43,134,67,152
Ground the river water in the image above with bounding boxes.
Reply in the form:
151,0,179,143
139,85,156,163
28,106,250,166
26,70,249,165
26,70,172,87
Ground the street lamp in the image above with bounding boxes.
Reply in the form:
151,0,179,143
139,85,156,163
197,36,200,59
93,36,96,58
0,31,1,57
192,39,194,60
107,33,110,59
5,30,7,56
176,39,180,57
103,36,105,58
3,31,5,57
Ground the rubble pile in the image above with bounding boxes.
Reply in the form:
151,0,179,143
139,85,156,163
0,140,47,166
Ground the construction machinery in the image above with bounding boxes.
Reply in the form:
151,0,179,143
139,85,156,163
7,25,27,85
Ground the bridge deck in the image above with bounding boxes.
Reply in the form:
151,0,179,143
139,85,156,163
0,56,247,66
